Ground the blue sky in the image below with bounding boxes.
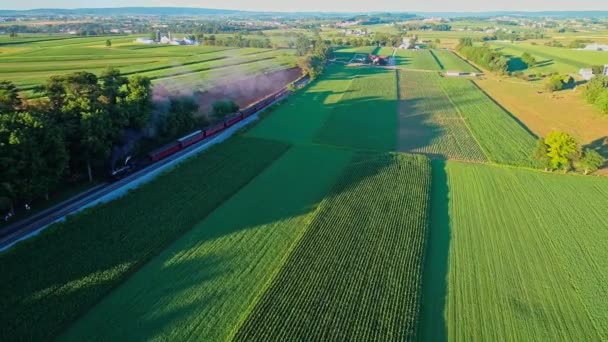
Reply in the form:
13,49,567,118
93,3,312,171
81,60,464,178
2,0,607,12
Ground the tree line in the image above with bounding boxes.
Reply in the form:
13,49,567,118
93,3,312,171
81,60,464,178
584,75,608,114
457,38,509,74
0,69,152,214
294,34,332,80
533,131,605,175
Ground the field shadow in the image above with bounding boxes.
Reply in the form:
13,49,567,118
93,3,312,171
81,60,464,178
507,57,528,72
430,50,445,70
418,159,451,341
584,137,608,171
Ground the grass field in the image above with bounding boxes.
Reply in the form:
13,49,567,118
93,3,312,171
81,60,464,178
421,161,608,341
314,67,398,151
492,42,608,73
438,77,538,167
249,64,398,151
235,153,431,341
430,49,479,73
398,70,487,161
0,137,289,341
381,48,442,71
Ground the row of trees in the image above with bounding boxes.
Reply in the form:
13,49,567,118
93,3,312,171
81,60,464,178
199,34,273,49
457,38,509,74
533,131,605,174
584,75,608,114
0,69,152,212
296,35,332,80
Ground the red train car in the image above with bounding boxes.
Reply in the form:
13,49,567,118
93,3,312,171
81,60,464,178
148,141,181,162
241,105,257,118
178,130,205,148
225,113,243,127
205,123,225,137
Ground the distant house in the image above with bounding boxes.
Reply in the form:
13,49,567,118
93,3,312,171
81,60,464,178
399,38,412,49
580,68,594,81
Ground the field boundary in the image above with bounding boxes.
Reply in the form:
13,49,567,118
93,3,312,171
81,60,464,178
437,78,492,162
429,50,445,70
468,80,538,139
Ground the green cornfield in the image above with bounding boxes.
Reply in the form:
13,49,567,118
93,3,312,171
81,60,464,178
398,70,487,161
235,153,431,341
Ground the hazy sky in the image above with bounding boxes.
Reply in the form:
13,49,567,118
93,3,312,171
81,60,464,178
2,0,608,12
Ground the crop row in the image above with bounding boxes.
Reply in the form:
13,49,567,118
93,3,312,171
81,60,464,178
235,152,432,341
430,50,479,73
428,162,608,340
0,136,290,341
398,70,487,161
438,77,538,167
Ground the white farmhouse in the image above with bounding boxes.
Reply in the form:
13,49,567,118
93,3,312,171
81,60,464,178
580,68,594,81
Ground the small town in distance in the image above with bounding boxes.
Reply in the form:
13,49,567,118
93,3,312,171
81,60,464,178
0,3,607,341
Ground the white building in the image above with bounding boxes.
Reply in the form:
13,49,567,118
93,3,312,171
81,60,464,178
135,38,155,44
580,68,594,81
399,38,412,49
584,44,608,51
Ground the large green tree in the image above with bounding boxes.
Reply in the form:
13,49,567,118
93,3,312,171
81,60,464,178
544,131,579,173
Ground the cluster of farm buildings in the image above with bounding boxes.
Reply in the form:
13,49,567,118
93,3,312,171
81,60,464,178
135,31,199,45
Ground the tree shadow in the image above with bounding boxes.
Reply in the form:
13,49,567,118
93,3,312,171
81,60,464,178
508,57,528,72
418,159,451,341
583,136,608,171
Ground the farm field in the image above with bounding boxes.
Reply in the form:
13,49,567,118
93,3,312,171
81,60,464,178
0,35,297,93
379,48,442,71
249,64,398,151
492,42,608,73
62,144,354,341
430,49,479,73
398,70,486,161
0,137,290,341
2,45,608,342
438,77,538,167
235,153,431,341
314,67,398,151
421,161,608,341
474,77,608,167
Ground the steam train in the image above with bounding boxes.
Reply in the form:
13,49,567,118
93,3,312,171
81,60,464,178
110,76,309,180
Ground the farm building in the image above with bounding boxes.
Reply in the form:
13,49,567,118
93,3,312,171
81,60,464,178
369,55,389,65
583,44,608,51
604,65,608,76
579,68,594,81
399,38,412,49
135,38,155,44
446,71,466,77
